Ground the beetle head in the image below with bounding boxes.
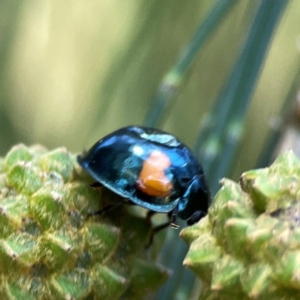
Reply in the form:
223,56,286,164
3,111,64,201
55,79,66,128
177,175,210,225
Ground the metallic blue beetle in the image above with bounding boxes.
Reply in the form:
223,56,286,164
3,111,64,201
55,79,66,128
77,126,210,227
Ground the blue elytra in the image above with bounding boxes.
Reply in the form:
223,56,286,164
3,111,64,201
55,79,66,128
77,126,210,226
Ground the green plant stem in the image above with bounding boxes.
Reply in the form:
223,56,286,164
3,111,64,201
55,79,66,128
256,69,300,168
159,1,289,299
194,0,289,194
144,0,238,127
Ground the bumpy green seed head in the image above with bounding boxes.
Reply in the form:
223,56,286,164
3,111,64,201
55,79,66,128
181,151,300,300
0,144,169,300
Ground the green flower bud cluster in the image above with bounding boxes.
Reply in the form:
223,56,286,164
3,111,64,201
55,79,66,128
181,151,300,300
0,144,168,300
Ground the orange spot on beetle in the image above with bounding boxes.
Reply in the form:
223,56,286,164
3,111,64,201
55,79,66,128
137,150,173,197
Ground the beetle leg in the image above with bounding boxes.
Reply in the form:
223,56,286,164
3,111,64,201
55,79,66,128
87,202,123,217
170,208,180,229
145,210,179,248
146,210,156,223
89,181,102,189
146,221,171,249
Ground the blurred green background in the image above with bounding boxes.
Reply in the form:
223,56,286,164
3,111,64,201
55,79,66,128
1,1,300,299
0,0,298,173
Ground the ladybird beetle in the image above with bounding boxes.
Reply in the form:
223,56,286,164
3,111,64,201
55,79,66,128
77,126,210,228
